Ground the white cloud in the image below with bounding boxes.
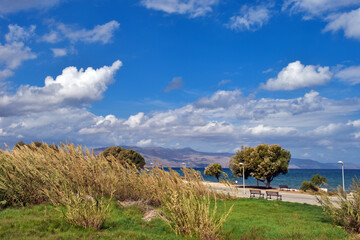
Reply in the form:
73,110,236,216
0,69,14,81
55,20,120,44
261,61,332,91
218,79,231,86
324,8,360,40
354,132,360,139
0,42,36,69
0,25,37,81
141,0,218,17
51,48,67,57
1,83,360,163
248,124,297,136
0,0,62,14
0,60,122,116
226,5,271,31
348,119,360,127
164,77,183,92
335,65,360,84
0,42,36,81
283,0,360,16
136,139,152,147
40,31,60,43
5,24,36,42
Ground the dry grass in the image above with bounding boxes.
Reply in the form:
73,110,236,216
0,142,232,238
318,179,360,233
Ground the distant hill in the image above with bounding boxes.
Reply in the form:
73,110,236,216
93,146,360,169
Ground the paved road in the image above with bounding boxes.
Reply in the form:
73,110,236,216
206,183,322,206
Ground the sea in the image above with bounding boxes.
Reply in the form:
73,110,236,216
170,168,360,190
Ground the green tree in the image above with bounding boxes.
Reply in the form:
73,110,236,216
204,163,223,181
229,144,291,188
101,146,145,169
311,174,326,186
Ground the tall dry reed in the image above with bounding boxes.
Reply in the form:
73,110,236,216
318,179,360,233
0,142,232,237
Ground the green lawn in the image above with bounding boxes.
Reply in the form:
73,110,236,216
0,199,349,240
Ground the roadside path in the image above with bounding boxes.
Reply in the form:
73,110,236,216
204,182,322,206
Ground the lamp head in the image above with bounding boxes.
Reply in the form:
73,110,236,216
239,163,244,166
337,161,343,165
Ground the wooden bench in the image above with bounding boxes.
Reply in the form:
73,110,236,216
266,191,282,200
279,185,290,191
250,189,264,198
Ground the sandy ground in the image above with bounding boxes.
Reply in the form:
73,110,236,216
203,181,323,206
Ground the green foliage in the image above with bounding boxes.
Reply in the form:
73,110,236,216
101,146,145,169
229,143,291,188
311,174,327,186
318,178,360,234
204,163,223,181
0,199,349,240
300,181,318,192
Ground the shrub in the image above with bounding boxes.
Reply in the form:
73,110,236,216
300,181,318,192
311,174,326,186
318,179,360,233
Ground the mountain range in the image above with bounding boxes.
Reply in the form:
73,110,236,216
93,146,360,169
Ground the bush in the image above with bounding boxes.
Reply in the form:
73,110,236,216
300,181,318,192
318,179,360,233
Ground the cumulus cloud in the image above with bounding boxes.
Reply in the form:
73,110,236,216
226,5,271,31
164,77,183,92
42,20,120,44
283,0,360,17
141,0,218,17
335,65,360,84
1,88,360,162
51,48,67,57
324,8,360,40
0,0,62,14
0,60,122,116
261,61,332,91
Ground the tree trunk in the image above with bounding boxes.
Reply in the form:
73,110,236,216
265,180,271,188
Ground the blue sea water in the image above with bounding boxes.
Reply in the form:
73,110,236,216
170,168,360,190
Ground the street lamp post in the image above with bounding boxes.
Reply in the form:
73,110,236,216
239,163,245,194
337,161,345,191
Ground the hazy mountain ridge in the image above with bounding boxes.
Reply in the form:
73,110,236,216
94,146,360,169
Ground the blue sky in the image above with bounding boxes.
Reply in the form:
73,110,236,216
1,0,360,164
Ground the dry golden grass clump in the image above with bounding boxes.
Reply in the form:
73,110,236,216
318,179,360,233
0,142,232,238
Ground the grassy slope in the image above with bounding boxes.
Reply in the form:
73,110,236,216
0,199,348,240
